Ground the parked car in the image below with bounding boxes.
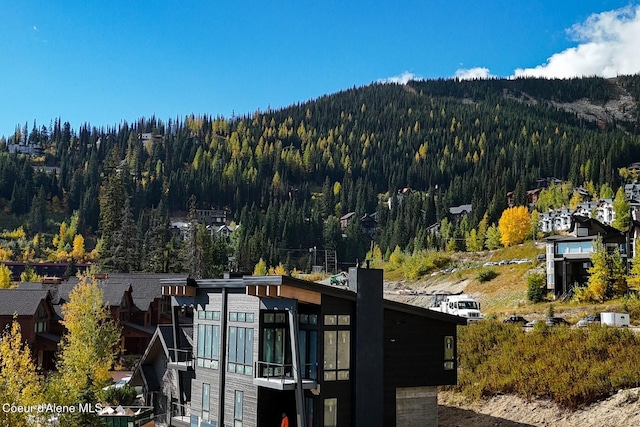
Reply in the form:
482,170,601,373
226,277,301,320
546,317,570,326
330,272,348,286
503,315,528,324
577,314,601,327
524,317,570,328
103,376,132,391
523,319,542,328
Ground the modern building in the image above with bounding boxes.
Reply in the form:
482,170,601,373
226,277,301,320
544,215,627,297
151,268,465,427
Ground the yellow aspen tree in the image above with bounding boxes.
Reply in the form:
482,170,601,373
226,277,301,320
587,237,608,302
56,275,120,402
273,263,287,275
0,321,44,427
498,206,531,247
0,264,12,288
253,258,268,276
628,239,640,291
71,234,85,260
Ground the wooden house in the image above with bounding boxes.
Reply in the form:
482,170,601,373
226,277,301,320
0,289,58,370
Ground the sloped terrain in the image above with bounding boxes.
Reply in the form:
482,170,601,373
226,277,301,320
438,388,640,427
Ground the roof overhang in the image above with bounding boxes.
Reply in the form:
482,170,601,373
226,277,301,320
247,284,321,305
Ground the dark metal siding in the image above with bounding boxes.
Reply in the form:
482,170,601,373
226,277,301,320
383,309,459,426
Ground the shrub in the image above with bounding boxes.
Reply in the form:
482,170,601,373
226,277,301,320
526,272,546,303
477,268,498,283
456,321,640,409
401,250,452,280
546,303,555,317
102,384,138,406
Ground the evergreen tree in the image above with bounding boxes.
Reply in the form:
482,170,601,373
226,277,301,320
98,148,128,263
27,186,47,234
110,198,139,272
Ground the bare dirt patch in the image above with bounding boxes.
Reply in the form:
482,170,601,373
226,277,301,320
438,389,640,427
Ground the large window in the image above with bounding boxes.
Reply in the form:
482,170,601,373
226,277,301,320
262,311,290,377
197,324,220,369
201,383,210,421
323,314,350,381
228,326,254,375
555,241,593,255
234,391,243,427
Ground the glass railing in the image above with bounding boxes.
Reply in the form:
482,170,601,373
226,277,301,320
167,348,194,365
255,361,318,382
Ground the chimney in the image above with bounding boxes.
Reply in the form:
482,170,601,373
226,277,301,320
348,267,384,427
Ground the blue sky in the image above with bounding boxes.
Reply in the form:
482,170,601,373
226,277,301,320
1,1,639,138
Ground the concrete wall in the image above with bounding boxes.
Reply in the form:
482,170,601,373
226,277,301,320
395,386,438,427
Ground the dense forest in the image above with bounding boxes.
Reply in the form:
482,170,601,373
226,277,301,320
1,75,640,275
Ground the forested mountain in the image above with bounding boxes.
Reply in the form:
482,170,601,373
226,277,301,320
1,75,640,274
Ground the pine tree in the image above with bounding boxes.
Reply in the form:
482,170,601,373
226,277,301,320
98,148,127,264
27,186,47,234
110,197,139,272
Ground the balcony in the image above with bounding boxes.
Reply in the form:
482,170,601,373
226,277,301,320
253,361,318,391
167,348,194,371
168,402,191,427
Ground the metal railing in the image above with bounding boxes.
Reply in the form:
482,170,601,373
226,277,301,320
167,348,193,364
168,402,192,426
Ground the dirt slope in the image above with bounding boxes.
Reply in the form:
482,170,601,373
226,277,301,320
438,388,640,427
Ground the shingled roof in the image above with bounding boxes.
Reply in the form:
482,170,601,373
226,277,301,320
18,280,132,319
96,273,186,311
0,289,50,316
19,273,185,318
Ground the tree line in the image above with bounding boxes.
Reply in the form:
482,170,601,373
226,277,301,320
0,75,640,273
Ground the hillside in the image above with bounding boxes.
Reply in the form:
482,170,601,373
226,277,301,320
381,242,630,321
377,244,640,427
2,75,640,276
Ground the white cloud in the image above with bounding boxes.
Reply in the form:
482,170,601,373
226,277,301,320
454,67,493,80
379,71,421,84
514,5,640,78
